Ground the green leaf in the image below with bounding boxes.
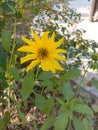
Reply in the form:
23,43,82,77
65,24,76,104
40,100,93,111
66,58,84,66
92,80,98,89
74,104,93,116
22,71,35,100
38,72,54,80
54,112,68,130
0,52,7,70
41,80,53,92
73,117,85,130
35,94,54,116
0,72,8,88
83,117,92,130
18,109,26,124
61,68,81,82
92,104,98,113
0,112,10,130
61,83,74,100
91,53,98,61
91,62,98,70
0,18,5,28
16,102,26,124
9,67,20,81
2,1,16,11
41,80,53,87
41,117,56,130
1,30,11,52
56,98,65,105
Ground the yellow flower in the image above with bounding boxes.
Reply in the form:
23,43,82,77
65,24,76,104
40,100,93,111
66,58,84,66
18,29,66,72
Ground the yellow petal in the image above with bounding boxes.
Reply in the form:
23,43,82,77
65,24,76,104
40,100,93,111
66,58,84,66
21,54,37,64
50,32,55,42
54,37,64,48
41,31,50,41
41,60,55,72
30,28,41,42
55,49,66,53
50,59,64,71
17,46,37,53
53,54,66,61
22,37,35,46
26,60,40,72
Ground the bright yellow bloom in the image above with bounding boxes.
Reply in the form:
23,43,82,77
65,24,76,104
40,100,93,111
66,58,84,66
18,29,66,72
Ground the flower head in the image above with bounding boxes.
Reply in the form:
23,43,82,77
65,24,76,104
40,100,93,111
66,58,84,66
18,29,66,72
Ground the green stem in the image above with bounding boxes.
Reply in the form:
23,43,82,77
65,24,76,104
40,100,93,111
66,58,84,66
68,117,71,130
9,17,17,66
7,82,13,112
35,66,39,81
75,64,90,97
33,66,40,94
7,17,17,111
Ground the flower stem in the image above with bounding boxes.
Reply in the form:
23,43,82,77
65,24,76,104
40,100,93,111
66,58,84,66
75,64,90,97
35,66,39,81
9,17,17,66
7,17,17,112
68,117,71,130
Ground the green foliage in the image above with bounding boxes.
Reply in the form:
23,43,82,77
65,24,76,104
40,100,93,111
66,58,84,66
82,117,92,130
74,104,93,116
9,66,20,81
35,94,54,116
60,68,81,82
1,30,11,52
16,102,26,124
38,71,54,80
73,117,85,130
40,117,56,130
22,71,34,100
61,83,74,100
54,112,68,130
91,53,98,61
0,52,7,70
0,112,10,130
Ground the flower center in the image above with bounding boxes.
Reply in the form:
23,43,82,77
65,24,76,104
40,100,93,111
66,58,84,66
38,48,49,59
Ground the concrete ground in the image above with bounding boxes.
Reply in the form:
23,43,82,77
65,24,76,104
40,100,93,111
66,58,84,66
69,0,98,43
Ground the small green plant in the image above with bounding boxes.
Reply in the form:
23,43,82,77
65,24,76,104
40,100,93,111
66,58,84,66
16,29,94,130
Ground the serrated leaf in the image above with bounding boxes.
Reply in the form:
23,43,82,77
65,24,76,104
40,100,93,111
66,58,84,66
54,112,68,130
1,30,11,52
61,68,81,82
38,72,54,80
35,94,54,116
9,67,20,81
22,71,35,100
61,83,74,100
41,117,56,130
73,117,85,130
74,104,93,116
